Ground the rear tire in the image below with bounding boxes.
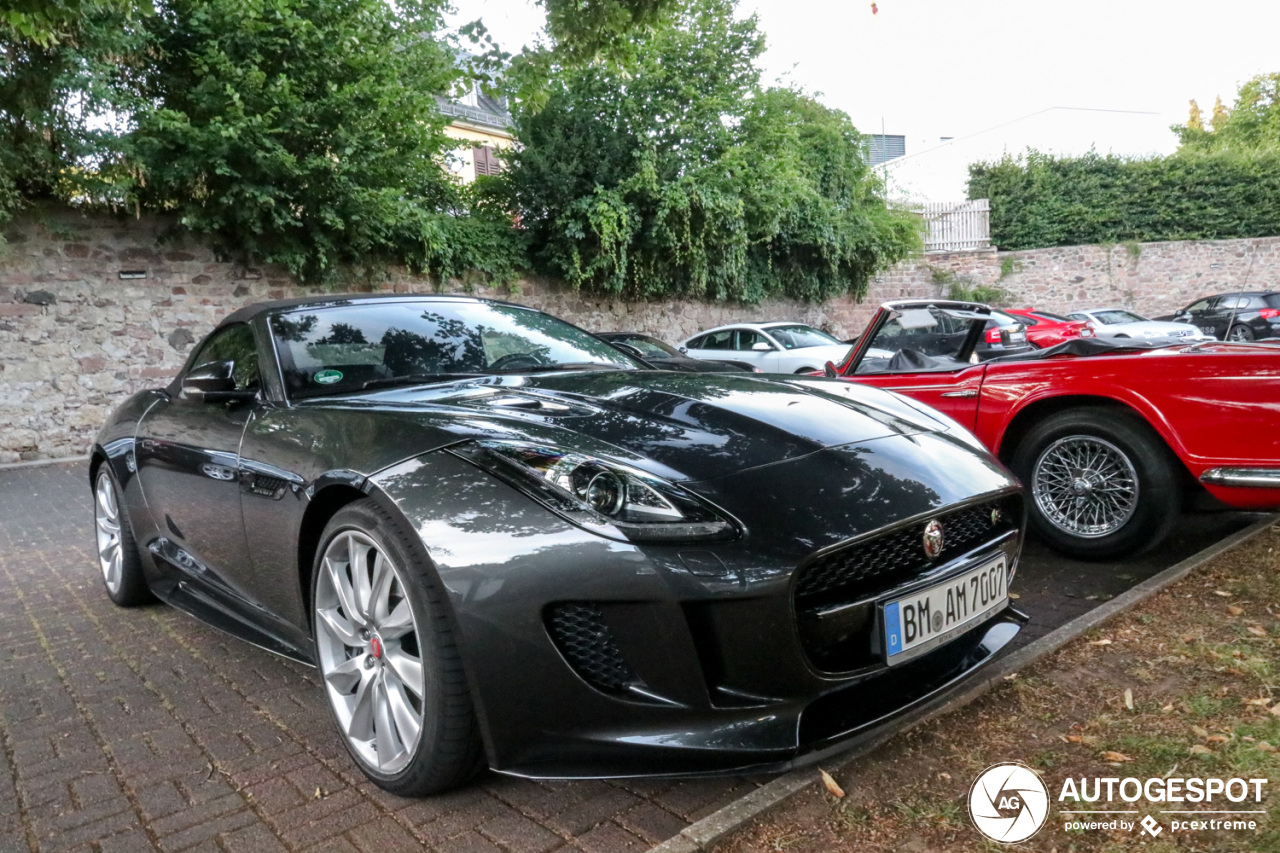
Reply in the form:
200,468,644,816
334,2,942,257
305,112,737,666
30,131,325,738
1227,324,1255,342
312,499,483,795
1011,409,1181,560
93,467,154,607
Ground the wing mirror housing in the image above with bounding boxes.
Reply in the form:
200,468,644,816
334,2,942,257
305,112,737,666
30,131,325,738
751,342,773,352
823,361,839,378
180,361,258,404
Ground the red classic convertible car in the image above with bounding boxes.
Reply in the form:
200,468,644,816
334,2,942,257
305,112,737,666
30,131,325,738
832,300,1280,559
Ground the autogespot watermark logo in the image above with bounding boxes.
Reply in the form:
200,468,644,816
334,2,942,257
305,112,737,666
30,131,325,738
968,762,1051,843
966,767,1269,842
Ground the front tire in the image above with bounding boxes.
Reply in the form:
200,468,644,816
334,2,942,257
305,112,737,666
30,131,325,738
1011,409,1181,559
312,499,482,795
93,468,154,606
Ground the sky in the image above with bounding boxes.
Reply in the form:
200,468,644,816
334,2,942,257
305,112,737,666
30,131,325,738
443,0,1280,149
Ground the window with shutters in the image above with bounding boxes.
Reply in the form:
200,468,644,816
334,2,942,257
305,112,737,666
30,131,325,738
472,146,504,177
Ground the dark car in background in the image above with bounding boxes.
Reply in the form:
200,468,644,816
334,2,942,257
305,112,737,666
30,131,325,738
1160,291,1280,341
596,331,758,372
91,294,1026,795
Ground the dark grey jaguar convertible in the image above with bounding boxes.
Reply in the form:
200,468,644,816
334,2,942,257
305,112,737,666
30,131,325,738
92,294,1026,795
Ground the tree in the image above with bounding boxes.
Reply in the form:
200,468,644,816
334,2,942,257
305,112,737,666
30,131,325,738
1175,73,1280,153
1,0,149,46
1186,99,1204,131
502,0,919,302
1210,95,1229,132
123,0,523,283
0,1,149,223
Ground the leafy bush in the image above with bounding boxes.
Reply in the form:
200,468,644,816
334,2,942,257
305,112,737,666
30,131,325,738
502,0,920,303
124,0,519,284
0,1,147,222
969,149,1280,251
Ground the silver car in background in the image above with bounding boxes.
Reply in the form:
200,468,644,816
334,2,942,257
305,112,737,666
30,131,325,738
1067,308,1215,345
679,322,853,373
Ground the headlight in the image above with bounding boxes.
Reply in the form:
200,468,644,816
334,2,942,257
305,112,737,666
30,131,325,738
450,441,738,543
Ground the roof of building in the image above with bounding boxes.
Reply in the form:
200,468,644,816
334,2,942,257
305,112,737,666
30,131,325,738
437,50,512,133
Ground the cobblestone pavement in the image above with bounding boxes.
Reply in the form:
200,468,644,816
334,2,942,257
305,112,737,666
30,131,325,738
0,463,764,853
1,463,1259,853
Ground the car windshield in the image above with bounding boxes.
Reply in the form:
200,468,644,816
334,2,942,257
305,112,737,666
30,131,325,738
854,306,981,374
765,324,840,349
610,334,680,359
1093,310,1145,325
270,301,639,398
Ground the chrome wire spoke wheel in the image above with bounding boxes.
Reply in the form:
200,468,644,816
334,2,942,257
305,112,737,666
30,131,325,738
94,471,124,594
1031,435,1139,538
315,530,426,775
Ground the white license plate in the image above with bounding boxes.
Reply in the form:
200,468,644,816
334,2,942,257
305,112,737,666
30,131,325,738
883,555,1008,663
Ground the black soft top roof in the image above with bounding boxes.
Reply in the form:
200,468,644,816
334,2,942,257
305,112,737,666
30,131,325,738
985,337,1162,362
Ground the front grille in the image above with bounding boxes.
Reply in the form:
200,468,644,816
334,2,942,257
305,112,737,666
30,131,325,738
795,498,1018,607
793,496,1020,673
547,603,638,693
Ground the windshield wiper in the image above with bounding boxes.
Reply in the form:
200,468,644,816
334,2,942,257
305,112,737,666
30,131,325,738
490,362,633,374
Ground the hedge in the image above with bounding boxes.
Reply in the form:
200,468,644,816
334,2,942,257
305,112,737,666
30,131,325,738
968,149,1280,250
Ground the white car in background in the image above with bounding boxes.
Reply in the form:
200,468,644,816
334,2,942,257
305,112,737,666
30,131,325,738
1066,308,1215,345
679,322,853,373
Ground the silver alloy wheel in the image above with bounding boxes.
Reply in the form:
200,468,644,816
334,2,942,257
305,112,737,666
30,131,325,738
1228,325,1251,342
94,471,123,595
315,530,425,775
1031,435,1139,538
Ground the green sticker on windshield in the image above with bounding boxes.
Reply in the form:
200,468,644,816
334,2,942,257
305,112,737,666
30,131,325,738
313,369,343,385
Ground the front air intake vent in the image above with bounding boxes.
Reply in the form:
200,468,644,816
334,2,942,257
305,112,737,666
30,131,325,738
547,603,638,693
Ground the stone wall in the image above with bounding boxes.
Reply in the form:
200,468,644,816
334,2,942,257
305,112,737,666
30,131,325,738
4,207,1280,462
996,238,1280,312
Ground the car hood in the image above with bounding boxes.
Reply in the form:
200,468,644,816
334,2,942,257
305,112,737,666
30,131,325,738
306,370,963,483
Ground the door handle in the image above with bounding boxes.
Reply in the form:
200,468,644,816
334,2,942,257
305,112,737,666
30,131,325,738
940,389,979,398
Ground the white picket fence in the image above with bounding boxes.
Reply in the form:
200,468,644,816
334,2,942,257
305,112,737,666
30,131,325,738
918,199,991,253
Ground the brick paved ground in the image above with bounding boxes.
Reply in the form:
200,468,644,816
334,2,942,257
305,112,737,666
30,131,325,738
0,463,762,853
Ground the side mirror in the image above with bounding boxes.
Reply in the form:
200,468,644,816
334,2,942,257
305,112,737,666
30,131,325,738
751,342,772,352
678,346,688,354
181,361,258,404
823,361,839,378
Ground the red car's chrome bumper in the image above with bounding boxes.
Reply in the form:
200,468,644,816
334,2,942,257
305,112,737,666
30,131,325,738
1201,467,1280,489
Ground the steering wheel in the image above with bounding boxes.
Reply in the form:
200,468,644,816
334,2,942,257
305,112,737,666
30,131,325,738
489,353,547,371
